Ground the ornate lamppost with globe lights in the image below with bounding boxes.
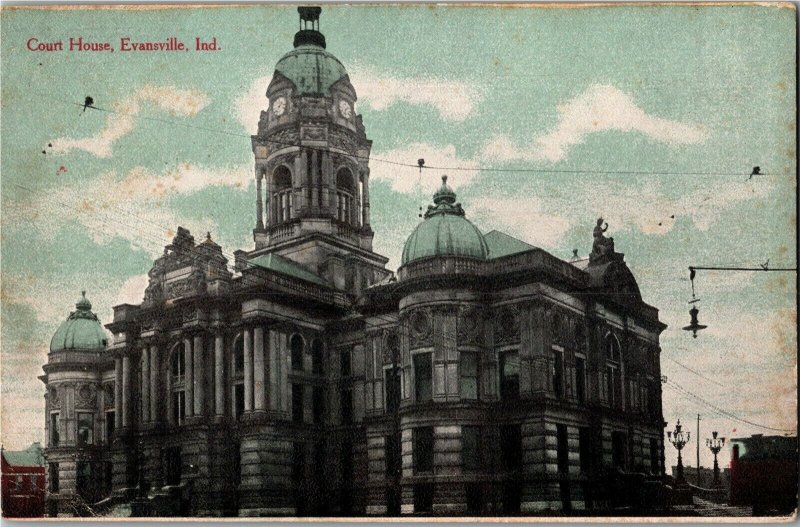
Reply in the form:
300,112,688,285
706,431,726,487
667,419,690,483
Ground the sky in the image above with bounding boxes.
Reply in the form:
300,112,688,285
1,4,796,475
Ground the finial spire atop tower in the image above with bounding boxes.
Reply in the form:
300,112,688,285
294,6,326,49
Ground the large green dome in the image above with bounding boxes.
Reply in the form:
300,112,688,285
401,176,489,266
274,42,348,97
49,292,108,353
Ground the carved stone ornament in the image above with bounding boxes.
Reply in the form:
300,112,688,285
48,387,60,408
408,309,433,348
301,126,327,141
458,307,483,346
77,384,97,408
495,305,520,344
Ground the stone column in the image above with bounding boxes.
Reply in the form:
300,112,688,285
253,326,266,413
256,172,264,230
184,337,194,418
310,149,319,209
269,330,280,412
114,357,123,426
280,333,290,414
141,347,150,423
244,328,253,413
300,150,310,212
121,355,131,428
193,334,205,417
321,152,331,213
149,345,159,422
362,170,370,227
214,334,225,417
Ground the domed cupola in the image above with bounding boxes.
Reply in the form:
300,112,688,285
49,291,108,353
401,176,489,265
269,7,350,98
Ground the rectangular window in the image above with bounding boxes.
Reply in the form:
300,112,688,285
500,424,521,471
166,448,182,485
413,353,432,402
234,384,245,420
500,351,519,400
312,387,324,424
292,384,304,423
649,438,660,474
340,349,351,377
413,483,433,513
413,427,434,473
578,427,592,473
502,482,521,514
77,412,94,445
575,356,586,404
462,425,482,471
173,391,186,425
49,463,59,493
611,431,627,469
607,366,616,408
292,443,305,484
385,367,401,414
50,413,59,447
466,483,483,515
340,389,352,424
386,433,401,479
460,352,478,399
552,350,563,399
556,424,569,474
105,411,115,443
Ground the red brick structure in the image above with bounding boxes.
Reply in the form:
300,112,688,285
1,443,45,517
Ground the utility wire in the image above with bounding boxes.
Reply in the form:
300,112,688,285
666,356,725,388
664,379,795,434
36,94,780,179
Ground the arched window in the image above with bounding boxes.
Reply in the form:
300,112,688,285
291,334,304,371
335,167,354,224
605,333,622,408
171,342,186,378
273,165,292,222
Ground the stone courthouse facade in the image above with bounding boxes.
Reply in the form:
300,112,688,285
41,7,667,517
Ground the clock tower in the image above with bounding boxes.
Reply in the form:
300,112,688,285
249,7,389,294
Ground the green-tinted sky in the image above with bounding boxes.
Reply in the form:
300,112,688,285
1,4,796,471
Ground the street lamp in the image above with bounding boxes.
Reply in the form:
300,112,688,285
706,431,726,487
667,419,690,483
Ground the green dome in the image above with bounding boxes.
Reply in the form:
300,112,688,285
275,44,348,97
401,176,489,265
49,292,108,353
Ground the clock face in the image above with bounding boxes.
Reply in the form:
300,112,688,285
272,97,286,117
338,100,352,119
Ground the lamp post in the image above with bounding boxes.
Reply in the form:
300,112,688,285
667,419,690,483
706,431,726,487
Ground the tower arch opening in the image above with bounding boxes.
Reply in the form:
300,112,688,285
273,165,293,223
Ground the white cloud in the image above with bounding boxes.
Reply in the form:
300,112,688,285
349,66,481,122
114,273,150,306
235,74,272,134
51,84,209,158
470,197,571,251
483,84,710,163
370,143,480,194
12,163,252,258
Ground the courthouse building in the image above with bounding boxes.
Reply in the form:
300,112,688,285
41,7,667,516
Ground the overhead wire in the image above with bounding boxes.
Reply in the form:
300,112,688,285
30,93,785,179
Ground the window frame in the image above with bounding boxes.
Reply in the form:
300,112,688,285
459,351,478,400
499,350,520,401
413,426,434,474
413,351,433,403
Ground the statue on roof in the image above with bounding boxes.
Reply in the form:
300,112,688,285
589,218,618,265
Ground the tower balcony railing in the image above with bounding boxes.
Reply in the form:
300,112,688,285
334,220,360,244
267,220,300,243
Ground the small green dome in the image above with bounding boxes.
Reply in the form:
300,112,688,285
401,176,489,265
49,292,108,353
274,44,348,97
